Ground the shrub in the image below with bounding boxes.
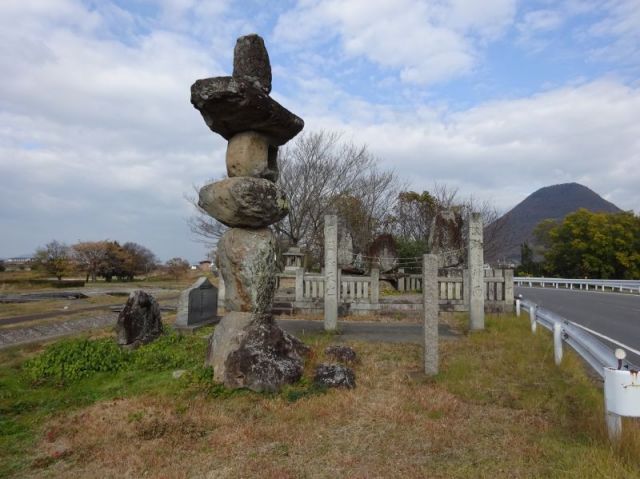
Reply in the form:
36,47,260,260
24,338,128,382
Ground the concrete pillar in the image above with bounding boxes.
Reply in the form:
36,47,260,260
467,212,484,331
295,268,304,302
504,269,514,313
398,268,405,292
371,267,380,304
515,298,521,317
422,254,439,375
324,215,338,331
606,411,622,442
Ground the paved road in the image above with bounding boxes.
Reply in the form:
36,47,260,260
516,287,640,365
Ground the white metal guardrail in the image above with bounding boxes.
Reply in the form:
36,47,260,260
516,298,640,441
515,277,640,294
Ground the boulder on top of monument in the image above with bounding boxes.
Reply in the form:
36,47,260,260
198,177,288,228
232,34,272,94
217,228,277,312
190,76,304,146
116,290,163,347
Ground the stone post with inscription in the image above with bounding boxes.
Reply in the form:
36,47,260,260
324,214,338,331
467,212,485,331
423,254,439,375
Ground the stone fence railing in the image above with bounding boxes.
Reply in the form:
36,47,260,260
275,267,514,314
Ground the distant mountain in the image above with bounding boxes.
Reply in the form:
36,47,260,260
487,183,622,263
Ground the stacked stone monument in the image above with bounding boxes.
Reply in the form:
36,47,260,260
191,34,308,392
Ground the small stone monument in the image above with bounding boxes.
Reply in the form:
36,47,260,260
116,290,163,347
191,34,308,392
174,277,219,333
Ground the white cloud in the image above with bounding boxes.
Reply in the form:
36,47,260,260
588,0,640,65
274,0,516,85
298,79,640,214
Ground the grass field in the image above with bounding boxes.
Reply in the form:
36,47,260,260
1,313,639,478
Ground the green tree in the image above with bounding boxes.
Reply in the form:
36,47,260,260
540,209,640,279
34,241,74,280
517,242,541,276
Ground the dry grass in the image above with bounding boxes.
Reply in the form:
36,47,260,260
7,314,639,479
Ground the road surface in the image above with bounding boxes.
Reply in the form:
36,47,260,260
516,286,640,365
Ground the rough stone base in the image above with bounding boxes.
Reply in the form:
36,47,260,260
206,312,309,392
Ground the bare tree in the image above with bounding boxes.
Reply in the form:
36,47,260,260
73,241,109,282
186,130,401,263
166,257,190,280
185,182,228,248
275,130,375,248
34,240,74,280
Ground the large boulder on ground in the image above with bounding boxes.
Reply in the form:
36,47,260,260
205,313,309,392
116,290,162,347
198,177,288,228
232,34,272,94
190,76,304,145
314,363,356,389
217,228,277,312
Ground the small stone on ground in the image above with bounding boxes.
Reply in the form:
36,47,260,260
314,363,356,389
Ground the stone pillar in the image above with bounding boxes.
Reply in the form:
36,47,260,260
295,267,304,302
370,267,380,304
324,214,338,331
504,269,514,313
398,268,405,292
193,34,309,392
423,254,439,375
467,212,485,331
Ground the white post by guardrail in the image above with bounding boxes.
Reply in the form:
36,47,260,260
553,322,563,365
521,299,640,443
515,298,521,317
529,304,537,333
604,363,640,441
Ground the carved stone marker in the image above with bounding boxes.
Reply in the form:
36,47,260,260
422,254,439,375
467,212,485,331
192,34,308,392
324,214,338,331
174,277,219,332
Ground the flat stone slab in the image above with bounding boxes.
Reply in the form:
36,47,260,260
175,277,219,328
190,76,304,146
276,319,459,344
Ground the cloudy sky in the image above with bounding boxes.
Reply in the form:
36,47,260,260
1,0,639,262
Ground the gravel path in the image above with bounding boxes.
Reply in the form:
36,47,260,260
0,312,118,349
0,307,458,350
